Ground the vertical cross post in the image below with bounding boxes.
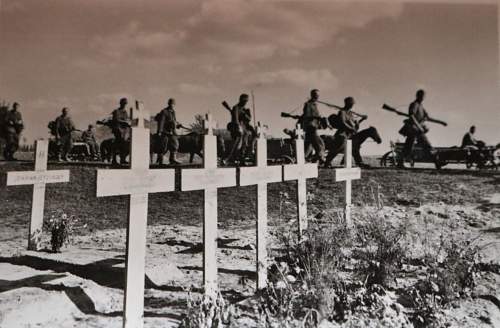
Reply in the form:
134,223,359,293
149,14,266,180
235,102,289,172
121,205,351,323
240,122,282,289
6,140,70,250
333,140,360,227
181,114,236,298
96,104,175,328
282,124,318,236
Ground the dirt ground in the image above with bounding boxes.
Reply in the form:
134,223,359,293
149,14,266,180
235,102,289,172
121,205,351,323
0,158,499,327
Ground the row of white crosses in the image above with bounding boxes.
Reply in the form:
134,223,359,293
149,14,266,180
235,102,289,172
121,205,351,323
5,103,361,328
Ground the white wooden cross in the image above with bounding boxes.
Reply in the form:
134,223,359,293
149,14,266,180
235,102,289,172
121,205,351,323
96,104,175,328
181,113,236,298
333,140,360,227
282,124,318,236
6,139,70,251
239,122,282,289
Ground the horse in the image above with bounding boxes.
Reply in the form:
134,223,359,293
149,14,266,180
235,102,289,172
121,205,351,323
151,132,226,164
322,126,382,165
101,132,226,165
100,138,118,163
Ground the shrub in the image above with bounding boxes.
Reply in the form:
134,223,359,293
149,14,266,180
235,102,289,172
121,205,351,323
355,212,408,287
274,213,352,290
418,233,481,305
44,211,79,252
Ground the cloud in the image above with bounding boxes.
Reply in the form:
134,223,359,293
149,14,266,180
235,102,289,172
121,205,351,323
89,21,187,59
246,68,339,90
183,0,404,59
177,83,222,96
81,0,403,66
1,1,25,13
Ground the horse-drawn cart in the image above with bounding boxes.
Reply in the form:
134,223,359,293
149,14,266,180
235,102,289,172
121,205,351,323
380,141,499,170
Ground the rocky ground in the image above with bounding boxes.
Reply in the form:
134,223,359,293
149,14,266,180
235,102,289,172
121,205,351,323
0,158,499,327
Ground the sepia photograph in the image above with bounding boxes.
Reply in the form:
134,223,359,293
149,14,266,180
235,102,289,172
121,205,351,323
0,0,499,327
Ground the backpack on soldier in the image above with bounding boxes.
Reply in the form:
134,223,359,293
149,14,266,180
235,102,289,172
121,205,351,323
48,120,57,136
328,113,343,130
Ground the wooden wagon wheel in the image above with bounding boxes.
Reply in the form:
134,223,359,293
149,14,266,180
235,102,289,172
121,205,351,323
281,155,296,164
380,151,396,167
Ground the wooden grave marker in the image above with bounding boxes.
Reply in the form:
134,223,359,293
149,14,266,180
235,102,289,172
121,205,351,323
239,122,282,289
181,113,237,298
333,140,360,227
6,139,70,250
96,104,175,328
282,125,318,236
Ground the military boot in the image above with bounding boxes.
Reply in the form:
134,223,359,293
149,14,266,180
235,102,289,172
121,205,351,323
169,152,180,165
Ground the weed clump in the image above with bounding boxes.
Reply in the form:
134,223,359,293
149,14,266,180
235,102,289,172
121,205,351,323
180,292,238,328
355,212,408,287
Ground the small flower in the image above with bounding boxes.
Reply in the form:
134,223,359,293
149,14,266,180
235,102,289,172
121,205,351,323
275,280,287,289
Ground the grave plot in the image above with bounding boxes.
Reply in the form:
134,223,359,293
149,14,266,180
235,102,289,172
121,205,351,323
239,123,282,289
6,140,70,250
282,125,318,236
181,114,237,298
96,104,176,328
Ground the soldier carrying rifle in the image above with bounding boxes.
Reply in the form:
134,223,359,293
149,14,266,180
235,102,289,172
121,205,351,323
110,98,131,165
382,89,447,168
222,93,252,165
322,97,368,168
302,89,325,163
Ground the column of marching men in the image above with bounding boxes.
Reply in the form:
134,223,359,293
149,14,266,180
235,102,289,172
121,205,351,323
5,103,361,328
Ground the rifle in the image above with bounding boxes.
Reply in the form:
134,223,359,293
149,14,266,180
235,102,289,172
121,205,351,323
280,112,302,120
221,101,232,112
382,103,447,128
281,112,329,129
176,124,191,131
317,100,368,120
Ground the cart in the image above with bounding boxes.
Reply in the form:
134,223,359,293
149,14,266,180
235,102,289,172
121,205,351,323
380,141,498,170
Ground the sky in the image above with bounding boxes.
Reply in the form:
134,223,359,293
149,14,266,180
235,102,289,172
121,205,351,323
0,0,498,155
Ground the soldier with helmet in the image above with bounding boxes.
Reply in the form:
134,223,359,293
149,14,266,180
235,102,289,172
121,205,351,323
156,98,181,165
55,107,76,161
111,97,130,164
3,102,24,160
324,96,367,167
224,93,251,164
302,89,325,163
